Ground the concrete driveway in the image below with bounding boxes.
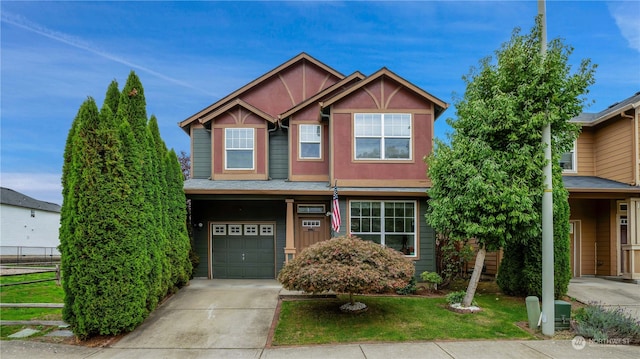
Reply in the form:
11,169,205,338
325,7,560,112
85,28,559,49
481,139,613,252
568,277,640,321
112,279,281,351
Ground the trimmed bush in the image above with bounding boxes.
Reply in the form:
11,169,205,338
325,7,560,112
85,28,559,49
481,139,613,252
420,271,443,291
278,235,414,304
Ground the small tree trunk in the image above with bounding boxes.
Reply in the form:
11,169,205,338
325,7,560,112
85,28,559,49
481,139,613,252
349,292,354,305
463,246,486,307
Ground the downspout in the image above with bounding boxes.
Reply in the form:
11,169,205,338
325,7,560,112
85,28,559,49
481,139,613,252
620,107,639,186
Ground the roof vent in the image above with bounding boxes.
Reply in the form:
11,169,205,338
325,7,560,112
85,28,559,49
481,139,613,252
607,102,619,109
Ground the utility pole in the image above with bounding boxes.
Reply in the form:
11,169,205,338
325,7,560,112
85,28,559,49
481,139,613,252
539,0,555,337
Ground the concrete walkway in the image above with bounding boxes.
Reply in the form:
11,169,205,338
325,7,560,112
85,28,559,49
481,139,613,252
2,278,639,358
568,277,640,321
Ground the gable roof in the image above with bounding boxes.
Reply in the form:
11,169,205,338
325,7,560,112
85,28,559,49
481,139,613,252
319,67,449,119
179,53,345,131
278,71,366,120
199,99,277,126
0,187,61,213
571,91,640,126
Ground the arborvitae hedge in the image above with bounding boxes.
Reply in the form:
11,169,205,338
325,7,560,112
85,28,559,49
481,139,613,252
60,72,192,338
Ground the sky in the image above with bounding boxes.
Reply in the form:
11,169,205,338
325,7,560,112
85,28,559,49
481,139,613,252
1,1,639,205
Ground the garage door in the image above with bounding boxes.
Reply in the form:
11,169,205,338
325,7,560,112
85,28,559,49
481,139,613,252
212,223,275,279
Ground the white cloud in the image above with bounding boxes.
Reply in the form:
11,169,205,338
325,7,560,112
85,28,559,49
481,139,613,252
0,173,62,205
608,1,640,52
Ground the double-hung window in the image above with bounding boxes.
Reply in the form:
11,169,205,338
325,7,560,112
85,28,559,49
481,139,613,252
225,128,254,170
350,200,417,256
560,140,577,173
354,113,411,160
299,124,321,159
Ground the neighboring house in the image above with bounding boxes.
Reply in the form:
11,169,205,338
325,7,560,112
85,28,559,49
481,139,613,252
0,187,62,256
562,92,640,280
180,53,448,279
481,93,640,280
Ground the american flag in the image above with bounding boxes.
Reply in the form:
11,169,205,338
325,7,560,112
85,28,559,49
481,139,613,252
331,182,341,233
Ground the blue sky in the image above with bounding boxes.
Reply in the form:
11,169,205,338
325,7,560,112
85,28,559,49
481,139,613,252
1,1,639,205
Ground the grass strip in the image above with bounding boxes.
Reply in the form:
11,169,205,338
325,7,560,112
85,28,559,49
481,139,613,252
273,293,534,345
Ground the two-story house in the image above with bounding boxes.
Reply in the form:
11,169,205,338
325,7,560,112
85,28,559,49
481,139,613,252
563,92,640,280
0,187,62,258
179,53,448,279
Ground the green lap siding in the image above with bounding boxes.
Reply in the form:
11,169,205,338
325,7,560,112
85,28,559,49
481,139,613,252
415,199,436,275
192,128,211,179
269,129,289,180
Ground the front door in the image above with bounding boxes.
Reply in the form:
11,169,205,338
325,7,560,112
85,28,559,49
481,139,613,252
296,217,328,255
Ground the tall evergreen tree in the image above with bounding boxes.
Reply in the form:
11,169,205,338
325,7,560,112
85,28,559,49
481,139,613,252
116,71,163,310
166,149,193,288
60,72,194,338
59,105,83,327
148,115,172,295
60,98,148,338
104,80,120,115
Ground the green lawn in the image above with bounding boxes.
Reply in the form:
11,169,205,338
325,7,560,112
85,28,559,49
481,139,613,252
0,272,64,321
273,293,534,345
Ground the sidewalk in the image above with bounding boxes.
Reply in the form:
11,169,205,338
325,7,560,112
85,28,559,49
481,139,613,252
2,337,638,358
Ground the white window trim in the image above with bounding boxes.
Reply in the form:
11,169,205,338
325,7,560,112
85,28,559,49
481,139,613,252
299,124,322,159
260,224,274,236
228,224,242,236
244,224,258,236
348,200,417,257
224,128,255,170
561,140,577,173
213,224,226,236
354,113,412,161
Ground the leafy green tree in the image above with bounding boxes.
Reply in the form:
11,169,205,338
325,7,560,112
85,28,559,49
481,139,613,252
427,137,536,307
278,235,414,308
427,17,595,303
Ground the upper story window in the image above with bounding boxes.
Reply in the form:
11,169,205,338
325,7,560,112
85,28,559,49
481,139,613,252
354,113,411,160
225,128,254,170
560,140,577,173
299,124,321,159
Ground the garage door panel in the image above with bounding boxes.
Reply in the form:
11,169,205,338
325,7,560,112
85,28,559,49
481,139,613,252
212,224,275,279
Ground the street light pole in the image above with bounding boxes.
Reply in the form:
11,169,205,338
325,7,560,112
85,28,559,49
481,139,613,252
539,0,555,337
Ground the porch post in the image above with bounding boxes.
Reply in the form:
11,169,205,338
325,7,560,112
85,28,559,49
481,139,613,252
284,199,296,263
623,198,640,279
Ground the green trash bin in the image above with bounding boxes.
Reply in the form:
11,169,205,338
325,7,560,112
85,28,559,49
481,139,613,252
554,300,571,330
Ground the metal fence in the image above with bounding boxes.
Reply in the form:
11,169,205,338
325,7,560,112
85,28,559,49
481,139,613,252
0,246,61,265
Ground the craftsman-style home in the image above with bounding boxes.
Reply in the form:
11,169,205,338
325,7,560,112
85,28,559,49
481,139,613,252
179,53,447,278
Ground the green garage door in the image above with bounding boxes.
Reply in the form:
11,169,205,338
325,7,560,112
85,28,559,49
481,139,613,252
212,224,275,279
